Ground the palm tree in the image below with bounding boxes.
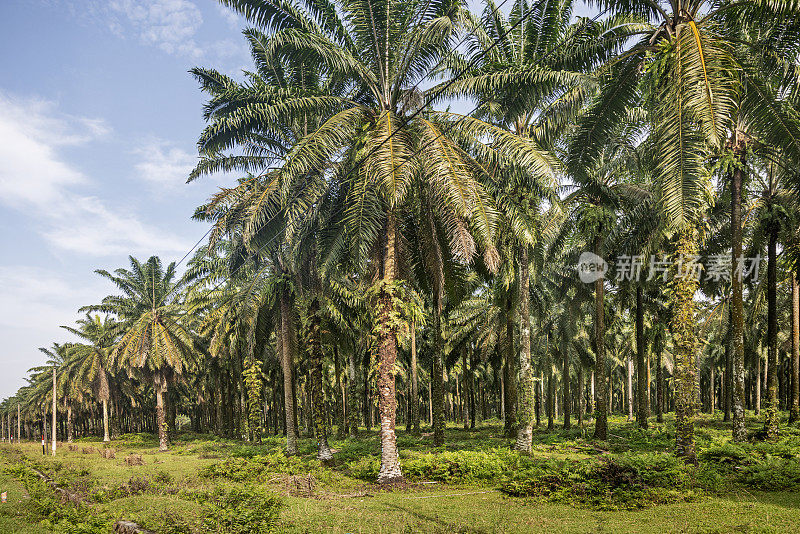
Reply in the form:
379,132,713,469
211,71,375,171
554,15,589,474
199,0,551,483
788,223,800,423
562,137,649,440
716,10,800,439
436,0,622,451
25,345,67,445
189,18,357,455
61,315,118,442
566,0,800,461
748,165,797,438
86,256,194,451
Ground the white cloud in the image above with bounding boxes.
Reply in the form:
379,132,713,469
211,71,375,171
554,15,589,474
0,266,97,329
0,95,89,206
43,197,189,255
206,38,250,62
0,265,111,398
0,95,111,147
0,92,189,256
96,0,250,67
216,3,242,28
133,140,197,189
109,0,205,59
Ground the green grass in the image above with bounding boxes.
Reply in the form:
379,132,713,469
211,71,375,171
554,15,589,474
0,462,49,533
1,412,799,533
279,488,800,534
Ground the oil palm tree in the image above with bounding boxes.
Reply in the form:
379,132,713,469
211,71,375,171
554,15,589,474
568,0,800,461
61,315,119,442
86,256,194,451
201,0,552,483
562,135,650,440
713,10,800,440
190,18,355,455
433,0,619,451
747,165,797,438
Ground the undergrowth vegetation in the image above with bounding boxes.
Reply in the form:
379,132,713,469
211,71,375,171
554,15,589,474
2,416,799,532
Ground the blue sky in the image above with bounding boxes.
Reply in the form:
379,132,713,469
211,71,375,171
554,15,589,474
0,0,595,399
0,0,255,398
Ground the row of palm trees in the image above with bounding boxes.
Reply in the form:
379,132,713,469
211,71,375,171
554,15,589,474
3,0,800,482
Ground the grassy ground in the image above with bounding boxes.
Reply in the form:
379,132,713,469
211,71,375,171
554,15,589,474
0,460,48,533
1,413,799,533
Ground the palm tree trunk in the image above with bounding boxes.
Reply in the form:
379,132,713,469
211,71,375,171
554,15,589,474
577,366,584,427
756,351,762,414
244,355,263,443
500,372,505,423
280,286,299,454
469,356,476,430
334,345,346,439
428,377,433,427
432,292,445,446
534,372,541,427
671,228,699,463
563,335,571,430
593,234,608,440
309,303,333,461
724,324,732,422
503,297,517,437
546,349,554,430
215,373,224,435
348,348,359,438
154,376,169,452
731,163,747,442
627,354,634,422
462,348,469,430
102,399,110,443
51,368,56,456
376,212,403,484
66,405,73,443
636,286,648,428
515,245,534,451
710,364,715,415
765,223,779,438
410,321,420,433
790,274,800,423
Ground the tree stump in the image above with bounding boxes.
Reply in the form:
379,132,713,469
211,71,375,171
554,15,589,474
113,520,156,534
124,454,144,466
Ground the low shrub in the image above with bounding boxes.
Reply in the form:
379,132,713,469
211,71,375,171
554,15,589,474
348,448,536,484
500,454,702,510
127,475,151,495
401,449,523,483
150,510,196,534
737,457,800,491
90,484,130,503
200,484,283,533
698,442,748,469
4,458,113,533
200,451,317,481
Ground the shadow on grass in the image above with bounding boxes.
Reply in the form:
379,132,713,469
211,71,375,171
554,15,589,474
382,502,491,534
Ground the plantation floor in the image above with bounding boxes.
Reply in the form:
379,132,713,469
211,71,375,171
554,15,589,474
0,460,48,533
278,488,800,533
2,414,800,533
